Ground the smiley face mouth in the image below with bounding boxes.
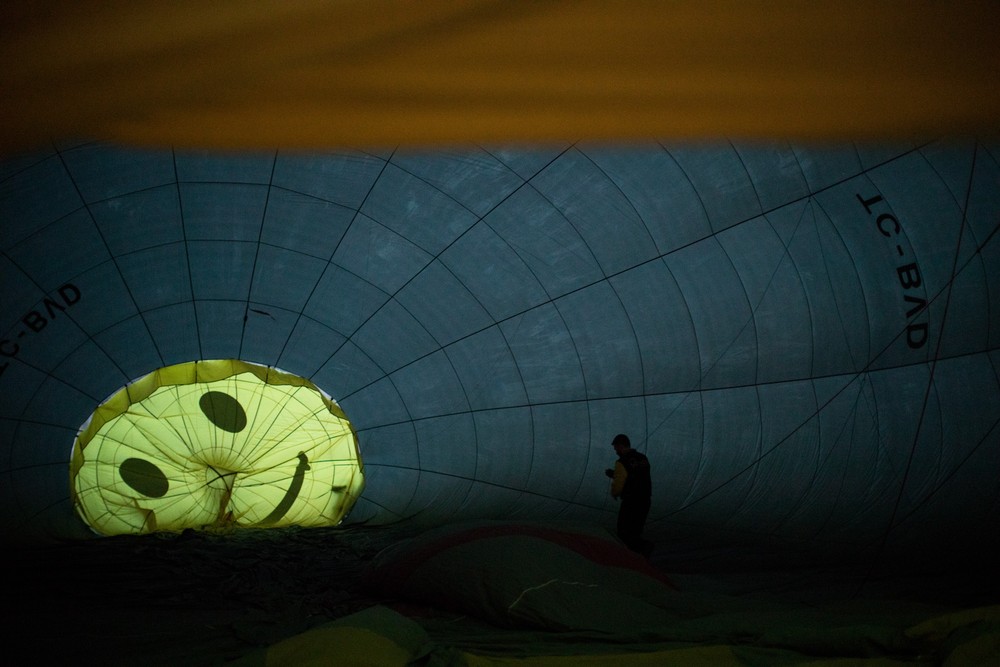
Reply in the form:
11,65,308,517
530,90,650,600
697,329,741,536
260,451,311,526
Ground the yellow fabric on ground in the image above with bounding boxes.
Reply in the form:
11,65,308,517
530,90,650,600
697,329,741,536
462,645,744,666
266,627,412,667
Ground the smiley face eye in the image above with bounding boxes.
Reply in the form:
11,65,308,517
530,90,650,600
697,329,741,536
199,391,248,433
119,457,169,498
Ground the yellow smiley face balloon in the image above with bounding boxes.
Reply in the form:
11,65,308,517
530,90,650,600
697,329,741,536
70,359,364,536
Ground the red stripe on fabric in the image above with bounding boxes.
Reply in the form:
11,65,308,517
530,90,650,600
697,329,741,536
371,524,675,591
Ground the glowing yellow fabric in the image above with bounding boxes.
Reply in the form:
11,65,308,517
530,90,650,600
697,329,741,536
70,359,364,536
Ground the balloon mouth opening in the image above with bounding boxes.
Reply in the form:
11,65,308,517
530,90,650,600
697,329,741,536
205,466,239,491
69,359,365,537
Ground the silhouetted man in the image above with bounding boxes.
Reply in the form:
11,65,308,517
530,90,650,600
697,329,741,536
605,433,653,558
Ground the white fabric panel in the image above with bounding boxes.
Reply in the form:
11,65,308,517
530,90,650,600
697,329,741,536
304,266,388,336
63,146,175,202
667,240,758,388
531,150,660,276
195,301,245,360
334,214,432,294
271,152,385,209
391,150,522,218
413,414,478,481
395,261,493,347
444,329,529,410
174,150,275,184
523,402,593,502
240,306,297,365
442,222,549,320
278,318,347,379
1,156,83,247
352,299,438,374
500,304,586,404
91,186,183,255
93,315,162,383
471,407,534,488
261,189,354,258
361,164,480,256
144,304,200,365
731,144,812,213
610,262,701,394
249,246,326,311
559,285,643,400
11,209,104,291
586,148,713,255
313,340,383,400
785,200,871,376
188,242,254,301
486,186,605,299
666,146,764,234
115,244,190,310
391,351,469,420
718,215,812,384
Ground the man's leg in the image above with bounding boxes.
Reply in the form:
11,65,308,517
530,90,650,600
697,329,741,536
617,499,643,552
623,497,653,558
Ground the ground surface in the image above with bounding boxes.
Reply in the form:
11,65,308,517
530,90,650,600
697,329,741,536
7,524,997,666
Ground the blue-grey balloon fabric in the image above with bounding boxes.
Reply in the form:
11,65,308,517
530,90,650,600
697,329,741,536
1,141,998,562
